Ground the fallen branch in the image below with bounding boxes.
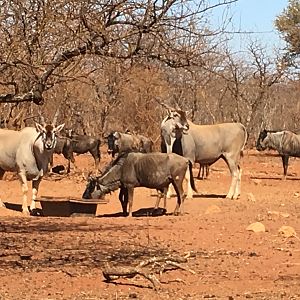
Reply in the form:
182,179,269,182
102,255,196,290
103,263,160,290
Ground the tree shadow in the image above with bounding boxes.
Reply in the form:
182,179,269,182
103,280,153,290
250,176,300,181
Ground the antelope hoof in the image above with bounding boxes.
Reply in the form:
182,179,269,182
173,210,182,216
233,193,240,200
30,203,36,211
226,193,234,199
22,209,30,216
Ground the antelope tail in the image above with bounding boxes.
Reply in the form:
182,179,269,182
240,125,249,158
188,161,198,193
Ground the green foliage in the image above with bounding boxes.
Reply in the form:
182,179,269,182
275,0,300,56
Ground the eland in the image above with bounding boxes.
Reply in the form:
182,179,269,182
161,107,247,199
0,121,64,214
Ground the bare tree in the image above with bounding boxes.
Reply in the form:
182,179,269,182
0,0,238,106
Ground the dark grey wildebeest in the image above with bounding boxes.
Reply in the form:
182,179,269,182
66,130,101,169
256,129,300,179
49,136,75,173
161,108,247,199
107,131,153,157
0,122,65,214
82,152,197,217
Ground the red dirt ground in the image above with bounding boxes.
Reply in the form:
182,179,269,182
0,148,300,299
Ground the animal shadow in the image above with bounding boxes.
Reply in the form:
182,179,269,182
192,194,227,199
98,207,167,218
132,207,167,217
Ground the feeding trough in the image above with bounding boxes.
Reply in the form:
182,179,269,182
36,196,109,217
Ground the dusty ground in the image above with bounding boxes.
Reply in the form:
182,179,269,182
0,149,300,300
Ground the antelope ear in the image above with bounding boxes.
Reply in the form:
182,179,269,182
53,123,65,133
113,131,121,139
35,122,45,133
167,108,172,116
103,132,109,139
185,110,192,118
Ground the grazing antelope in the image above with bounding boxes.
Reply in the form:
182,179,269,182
82,152,197,217
0,121,64,214
161,107,247,199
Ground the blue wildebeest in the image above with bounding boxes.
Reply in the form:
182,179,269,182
0,122,65,214
107,131,153,158
161,108,247,199
82,152,197,217
256,129,300,179
49,136,75,173
66,129,101,169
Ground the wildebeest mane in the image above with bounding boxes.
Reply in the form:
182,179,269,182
101,150,131,176
88,151,134,196
83,158,124,198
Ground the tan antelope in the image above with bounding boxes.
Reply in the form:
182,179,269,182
0,120,64,215
161,107,247,199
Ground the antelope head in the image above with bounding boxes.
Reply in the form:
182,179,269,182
35,122,65,150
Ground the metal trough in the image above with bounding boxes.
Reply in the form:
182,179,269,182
36,196,108,217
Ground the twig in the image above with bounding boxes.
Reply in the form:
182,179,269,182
165,260,196,275
138,255,187,268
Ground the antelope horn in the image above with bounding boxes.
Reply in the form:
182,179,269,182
153,97,176,112
38,113,45,125
161,102,176,111
175,102,182,110
52,108,60,126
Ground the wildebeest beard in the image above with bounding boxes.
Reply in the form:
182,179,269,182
82,152,129,199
